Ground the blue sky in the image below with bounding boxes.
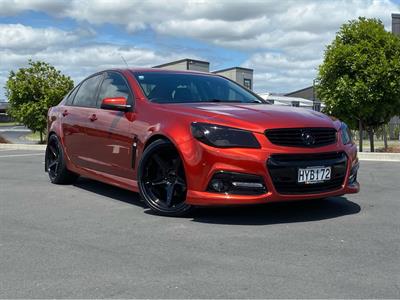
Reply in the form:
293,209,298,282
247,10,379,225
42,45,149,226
0,0,399,99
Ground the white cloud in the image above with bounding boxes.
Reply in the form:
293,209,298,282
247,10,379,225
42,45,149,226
155,17,270,42
0,24,82,51
0,0,69,16
0,45,202,98
0,0,399,94
244,52,322,93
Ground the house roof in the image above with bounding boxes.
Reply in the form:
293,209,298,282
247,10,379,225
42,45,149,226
153,58,210,68
212,66,253,74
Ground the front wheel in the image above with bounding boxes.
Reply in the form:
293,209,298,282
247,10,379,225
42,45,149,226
138,139,192,217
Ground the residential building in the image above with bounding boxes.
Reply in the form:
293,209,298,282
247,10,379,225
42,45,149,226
212,67,253,90
153,58,210,73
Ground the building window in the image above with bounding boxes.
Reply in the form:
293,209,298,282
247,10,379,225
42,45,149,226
243,78,252,90
313,102,321,112
291,101,300,107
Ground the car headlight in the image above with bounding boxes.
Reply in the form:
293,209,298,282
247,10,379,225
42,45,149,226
340,122,353,145
191,122,261,148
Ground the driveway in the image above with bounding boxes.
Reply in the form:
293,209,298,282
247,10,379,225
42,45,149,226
0,150,399,298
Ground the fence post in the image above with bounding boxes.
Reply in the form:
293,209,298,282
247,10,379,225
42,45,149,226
359,120,363,152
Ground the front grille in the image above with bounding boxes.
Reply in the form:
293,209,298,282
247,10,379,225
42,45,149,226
265,128,337,147
267,152,347,194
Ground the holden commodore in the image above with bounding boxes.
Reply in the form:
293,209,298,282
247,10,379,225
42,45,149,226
45,68,360,216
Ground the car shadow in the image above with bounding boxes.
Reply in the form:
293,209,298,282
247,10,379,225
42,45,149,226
73,177,145,208
190,197,361,225
73,177,360,225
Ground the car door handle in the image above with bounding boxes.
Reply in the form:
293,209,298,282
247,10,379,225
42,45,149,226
89,114,97,122
62,110,69,117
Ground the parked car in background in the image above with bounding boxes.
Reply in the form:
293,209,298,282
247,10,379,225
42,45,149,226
46,69,359,216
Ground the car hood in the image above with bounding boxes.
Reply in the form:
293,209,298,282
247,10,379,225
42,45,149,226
160,103,340,133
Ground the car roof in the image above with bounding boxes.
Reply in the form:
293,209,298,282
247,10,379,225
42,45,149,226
106,67,217,76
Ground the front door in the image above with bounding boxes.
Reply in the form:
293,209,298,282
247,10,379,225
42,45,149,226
85,71,136,179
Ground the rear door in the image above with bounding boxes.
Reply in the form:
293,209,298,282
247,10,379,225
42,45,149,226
62,73,103,170
85,71,136,179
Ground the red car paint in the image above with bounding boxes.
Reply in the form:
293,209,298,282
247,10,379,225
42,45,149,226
47,68,359,206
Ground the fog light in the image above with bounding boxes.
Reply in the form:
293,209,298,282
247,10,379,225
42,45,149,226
207,171,267,195
210,179,228,192
232,182,264,188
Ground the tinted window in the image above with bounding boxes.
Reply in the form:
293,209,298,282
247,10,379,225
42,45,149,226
133,72,264,104
72,74,102,107
65,86,79,106
98,72,132,106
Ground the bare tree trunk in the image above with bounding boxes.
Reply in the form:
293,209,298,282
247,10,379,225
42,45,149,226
39,131,43,144
358,120,363,152
383,125,388,150
368,128,374,152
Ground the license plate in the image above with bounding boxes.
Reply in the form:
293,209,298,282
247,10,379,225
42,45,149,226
298,166,331,184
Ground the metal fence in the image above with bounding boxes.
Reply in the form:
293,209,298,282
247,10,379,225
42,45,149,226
0,113,13,122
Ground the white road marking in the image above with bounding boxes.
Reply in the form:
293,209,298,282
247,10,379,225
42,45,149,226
0,129,31,132
0,153,43,158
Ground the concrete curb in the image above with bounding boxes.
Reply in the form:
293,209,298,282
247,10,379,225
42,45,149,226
1,143,400,161
0,143,46,151
358,152,400,162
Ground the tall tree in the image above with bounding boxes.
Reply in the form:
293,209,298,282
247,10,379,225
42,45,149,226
5,60,73,143
317,17,400,152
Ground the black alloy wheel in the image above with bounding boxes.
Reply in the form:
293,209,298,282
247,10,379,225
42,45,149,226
138,139,192,216
45,134,78,184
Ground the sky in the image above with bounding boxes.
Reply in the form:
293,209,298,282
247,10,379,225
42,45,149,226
0,0,399,99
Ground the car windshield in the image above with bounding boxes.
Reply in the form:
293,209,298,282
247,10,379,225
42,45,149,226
132,71,265,104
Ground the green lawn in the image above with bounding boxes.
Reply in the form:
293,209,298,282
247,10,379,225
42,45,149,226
0,122,19,127
25,132,46,144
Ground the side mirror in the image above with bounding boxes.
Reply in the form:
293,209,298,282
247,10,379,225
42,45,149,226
101,97,131,111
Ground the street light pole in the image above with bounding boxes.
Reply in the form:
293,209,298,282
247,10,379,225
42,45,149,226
312,79,316,111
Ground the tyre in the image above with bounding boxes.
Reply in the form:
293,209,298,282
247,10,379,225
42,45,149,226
138,139,192,216
45,134,79,184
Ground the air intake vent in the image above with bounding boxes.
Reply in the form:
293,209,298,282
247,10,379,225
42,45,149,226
265,128,337,147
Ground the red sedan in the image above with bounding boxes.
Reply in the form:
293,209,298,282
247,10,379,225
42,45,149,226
46,68,360,216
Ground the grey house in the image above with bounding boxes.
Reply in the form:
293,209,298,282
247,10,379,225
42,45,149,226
212,67,253,90
153,58,210,73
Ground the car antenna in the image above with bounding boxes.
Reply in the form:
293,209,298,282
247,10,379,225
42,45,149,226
121,55,129,68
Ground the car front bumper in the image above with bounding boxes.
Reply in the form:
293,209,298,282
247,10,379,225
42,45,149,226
179,135,360,206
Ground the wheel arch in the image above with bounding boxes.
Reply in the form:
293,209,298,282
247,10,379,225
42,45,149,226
47,130,58,139
143,133,172,150
141,132,189,182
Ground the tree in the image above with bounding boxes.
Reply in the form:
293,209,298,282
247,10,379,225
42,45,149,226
317,17,400,152
5,60,73,143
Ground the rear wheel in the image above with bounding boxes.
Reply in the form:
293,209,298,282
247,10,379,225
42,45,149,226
138,139,192,216
45,134,79,184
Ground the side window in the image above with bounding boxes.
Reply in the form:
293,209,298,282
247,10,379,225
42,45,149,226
98,72,133,106
72,74,103,108
65,86,79,106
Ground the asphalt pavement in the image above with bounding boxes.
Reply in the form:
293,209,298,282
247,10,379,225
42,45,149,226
0,150,399,298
